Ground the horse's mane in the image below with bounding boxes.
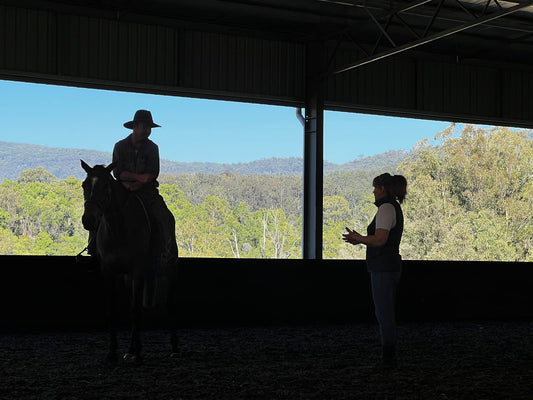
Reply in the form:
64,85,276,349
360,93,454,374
91,164,113,175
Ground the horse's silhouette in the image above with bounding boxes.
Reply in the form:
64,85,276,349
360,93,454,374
80,160,178,364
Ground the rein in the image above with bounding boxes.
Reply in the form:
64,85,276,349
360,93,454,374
132,193,152,235
85,181,152,235
76,234,95,258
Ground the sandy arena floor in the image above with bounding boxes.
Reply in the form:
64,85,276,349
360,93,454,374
1,321,532,399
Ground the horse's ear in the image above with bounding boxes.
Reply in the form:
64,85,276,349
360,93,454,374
81,160,92,173
106,162,115,173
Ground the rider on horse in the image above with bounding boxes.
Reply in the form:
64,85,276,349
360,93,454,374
86,109,178,270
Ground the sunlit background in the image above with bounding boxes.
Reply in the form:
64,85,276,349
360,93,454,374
1,80,531,261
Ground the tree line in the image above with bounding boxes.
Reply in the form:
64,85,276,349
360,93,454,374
0,140,408,181
0,125,531,261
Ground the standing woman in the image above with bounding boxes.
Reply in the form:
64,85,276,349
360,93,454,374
343,173,407,367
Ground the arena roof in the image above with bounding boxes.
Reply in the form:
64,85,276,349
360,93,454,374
6,0,533,73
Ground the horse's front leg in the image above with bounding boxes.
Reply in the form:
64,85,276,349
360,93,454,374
124,274,144,364
103,271,118,365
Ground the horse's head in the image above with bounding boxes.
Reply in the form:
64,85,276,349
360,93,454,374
81,160,115,231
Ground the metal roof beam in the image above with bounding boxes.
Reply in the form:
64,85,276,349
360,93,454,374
333,0,533,74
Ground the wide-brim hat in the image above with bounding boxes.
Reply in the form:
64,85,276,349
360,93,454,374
124,109,161,129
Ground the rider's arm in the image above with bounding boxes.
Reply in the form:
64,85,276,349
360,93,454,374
118,170,154,184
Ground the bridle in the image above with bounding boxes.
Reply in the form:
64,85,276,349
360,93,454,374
82,173,114,225
78,163,153,259
83,174,150,231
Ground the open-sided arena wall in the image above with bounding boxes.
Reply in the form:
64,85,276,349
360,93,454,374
1,2,532,332
1,256,531,331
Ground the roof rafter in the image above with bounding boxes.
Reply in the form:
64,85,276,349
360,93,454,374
330,0,533,74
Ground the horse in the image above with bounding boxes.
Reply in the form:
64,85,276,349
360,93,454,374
80,160,179,365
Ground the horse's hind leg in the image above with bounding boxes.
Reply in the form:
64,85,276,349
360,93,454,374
167,261,180,357
168,305,179,357
103,273,118,365
124,276,144,364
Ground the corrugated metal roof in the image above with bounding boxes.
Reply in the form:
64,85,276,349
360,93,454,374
2,0,533,126
5,1,533,69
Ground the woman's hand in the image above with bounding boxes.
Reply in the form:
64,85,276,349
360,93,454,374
342,227,362,245
343,227,390,247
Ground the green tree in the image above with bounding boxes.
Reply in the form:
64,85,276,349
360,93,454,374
34,231,54,255
17,167,56,184
323,195,351,259
259,208,299,258
399,125,532,261
0,227,17,254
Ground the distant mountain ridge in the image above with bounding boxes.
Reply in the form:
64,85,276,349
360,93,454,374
0,141,409,181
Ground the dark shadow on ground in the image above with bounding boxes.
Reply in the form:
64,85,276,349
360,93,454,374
1,321,532,399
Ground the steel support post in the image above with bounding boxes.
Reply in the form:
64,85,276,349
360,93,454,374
302,41,325,259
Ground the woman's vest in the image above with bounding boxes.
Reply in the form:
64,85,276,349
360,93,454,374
366,197,404,272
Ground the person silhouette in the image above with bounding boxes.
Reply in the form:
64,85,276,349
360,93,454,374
343,173,407,368
84,109,178,273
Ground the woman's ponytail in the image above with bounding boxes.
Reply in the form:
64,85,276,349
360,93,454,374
391,175,407,203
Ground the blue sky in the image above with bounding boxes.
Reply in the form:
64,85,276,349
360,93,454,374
0,79,455,164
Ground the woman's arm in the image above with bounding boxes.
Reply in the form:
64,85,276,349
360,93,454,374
355,228,389,247
343,227,389,247
343,203,395,247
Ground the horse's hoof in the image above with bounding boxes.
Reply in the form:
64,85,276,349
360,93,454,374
123,353,143,365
